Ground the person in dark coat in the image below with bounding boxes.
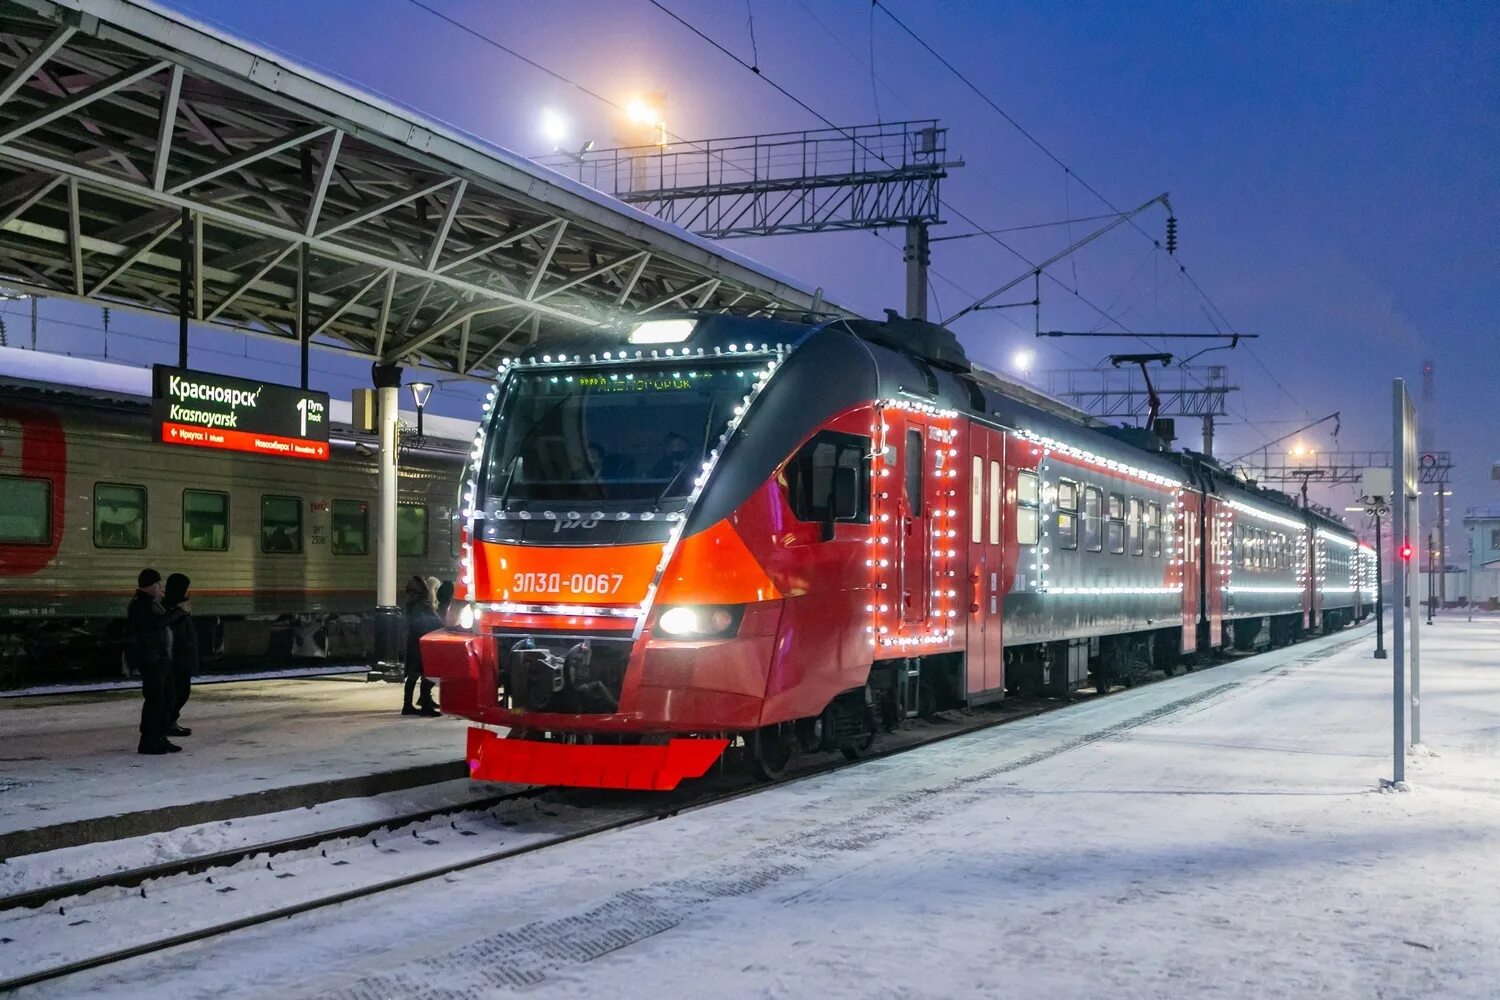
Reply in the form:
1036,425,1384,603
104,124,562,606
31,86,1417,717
402,575,442,717
163,573,197,737
127,568,179,754
436,579,455,619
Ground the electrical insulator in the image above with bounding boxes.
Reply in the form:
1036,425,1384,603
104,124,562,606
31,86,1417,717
1165,216,1178,255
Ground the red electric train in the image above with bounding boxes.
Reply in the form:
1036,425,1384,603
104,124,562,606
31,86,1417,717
423,313,1376,789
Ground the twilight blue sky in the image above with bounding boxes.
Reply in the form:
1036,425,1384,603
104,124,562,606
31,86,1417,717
19,0,1499,524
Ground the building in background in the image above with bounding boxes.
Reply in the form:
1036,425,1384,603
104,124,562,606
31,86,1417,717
1461,507,1500,607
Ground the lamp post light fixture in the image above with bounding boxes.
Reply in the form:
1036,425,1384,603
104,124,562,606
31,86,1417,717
408,380,433,439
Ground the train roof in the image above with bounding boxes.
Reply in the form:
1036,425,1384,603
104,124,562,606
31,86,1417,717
0,346,479,447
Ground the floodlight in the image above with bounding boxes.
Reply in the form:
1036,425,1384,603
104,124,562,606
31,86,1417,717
629,319,696,344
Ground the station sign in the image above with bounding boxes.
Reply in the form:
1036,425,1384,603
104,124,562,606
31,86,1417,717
151,365,330,461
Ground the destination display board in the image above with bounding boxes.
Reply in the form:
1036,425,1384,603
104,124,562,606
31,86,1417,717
152,365,330,461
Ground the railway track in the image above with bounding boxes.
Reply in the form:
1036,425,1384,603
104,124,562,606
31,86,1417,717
0,624,1371,993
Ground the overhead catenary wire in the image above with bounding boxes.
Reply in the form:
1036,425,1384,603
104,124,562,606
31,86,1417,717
869,0,1310,419
643,0,1148,351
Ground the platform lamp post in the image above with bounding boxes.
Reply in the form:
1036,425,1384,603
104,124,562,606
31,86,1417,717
408,380,433,442
1360,468,1393,660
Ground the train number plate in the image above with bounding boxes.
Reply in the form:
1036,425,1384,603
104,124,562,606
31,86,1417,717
511,572,625,597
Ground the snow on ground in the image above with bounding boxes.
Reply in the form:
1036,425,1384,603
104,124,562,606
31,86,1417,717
0,674,467,838
0,777,502,898
18,618,1500,999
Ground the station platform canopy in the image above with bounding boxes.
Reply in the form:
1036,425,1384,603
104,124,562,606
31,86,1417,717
0,0,854,377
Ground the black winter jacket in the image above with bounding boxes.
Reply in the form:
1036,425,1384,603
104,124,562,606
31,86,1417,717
127,590,172,671
404,600,443,674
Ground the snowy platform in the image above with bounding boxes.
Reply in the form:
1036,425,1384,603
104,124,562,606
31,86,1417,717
0,674,469,857
50,617,1500,1000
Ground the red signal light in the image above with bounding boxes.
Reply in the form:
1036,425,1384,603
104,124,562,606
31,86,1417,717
1398,541,1414,562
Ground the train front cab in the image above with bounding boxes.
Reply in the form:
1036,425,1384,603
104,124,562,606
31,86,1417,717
424,318,991,789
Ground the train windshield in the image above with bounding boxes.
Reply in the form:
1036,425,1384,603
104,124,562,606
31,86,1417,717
482,363,754,507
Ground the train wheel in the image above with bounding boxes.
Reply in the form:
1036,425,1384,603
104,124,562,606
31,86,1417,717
834,689,877,760
749,725,793,781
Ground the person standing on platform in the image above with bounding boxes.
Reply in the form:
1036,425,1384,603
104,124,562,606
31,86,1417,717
163,573,197,738
402,575,443,717
127,569,179,754
436,579,455,619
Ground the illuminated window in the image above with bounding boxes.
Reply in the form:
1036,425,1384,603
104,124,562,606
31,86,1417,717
988,460,1001,546
785,431,871,525
260,495,303,554
182,490,228,551
332,499,370,556
1056,478,1079,550
1127,497,1145,557
94,482,146,549
904,430,924,517
0,476,50,544
1017,470,1040,546
1107,492,1125,554
397,504,428,557
971,456,984,543
1146,501,1162,558
1083,485,1103,552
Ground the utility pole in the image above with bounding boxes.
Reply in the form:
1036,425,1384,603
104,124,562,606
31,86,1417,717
1427,532,1437,625
1202,414,1215,459
1435,487,1451,606
904,221,930,322
29,295,37,349
1373,503,1388,658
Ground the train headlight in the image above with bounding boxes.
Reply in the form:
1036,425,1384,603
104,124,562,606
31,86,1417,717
447,601,477,632
656,604,742,638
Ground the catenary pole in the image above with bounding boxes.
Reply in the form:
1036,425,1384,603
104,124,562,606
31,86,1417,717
1373,506,1387,658
1390,380,1408,784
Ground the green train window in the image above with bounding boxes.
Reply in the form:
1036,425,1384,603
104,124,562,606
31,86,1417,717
397,503,427,557
94,482,146,549
183,490,229,551
332,499,370,556
0,476,50,544
260,494,303,554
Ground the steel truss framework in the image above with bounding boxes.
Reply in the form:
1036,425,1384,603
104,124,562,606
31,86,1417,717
545,121,953,240
0,0,845,378
1039,365,1235,418
1246,450,1454,488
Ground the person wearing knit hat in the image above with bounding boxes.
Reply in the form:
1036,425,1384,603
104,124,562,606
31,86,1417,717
127,568,179,754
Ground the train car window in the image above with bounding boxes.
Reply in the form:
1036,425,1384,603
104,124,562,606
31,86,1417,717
1083,486,1103,552
904,430,924,517
1107,492,1125,554
1016,470,1040,545
332,499,370,556
0,475,50,544
988,460,1001,546
970,456,983,543
182,490,228,551
1127,497,1145,556
1056,479,1079,550
260,495,303,554
785,431,871,525
1146,501,1162,558
397,503,428,557
94,483,146,549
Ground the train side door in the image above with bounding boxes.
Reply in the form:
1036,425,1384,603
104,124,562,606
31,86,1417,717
899,423,931,626
965,425,1005,696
